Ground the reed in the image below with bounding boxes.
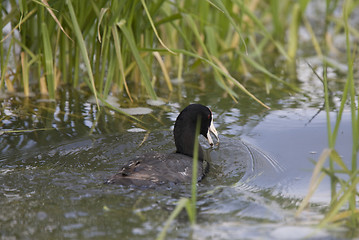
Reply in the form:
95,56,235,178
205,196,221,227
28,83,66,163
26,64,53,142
2,0,358,233
296,0,359,229
156,117,201,240
1,0,303,107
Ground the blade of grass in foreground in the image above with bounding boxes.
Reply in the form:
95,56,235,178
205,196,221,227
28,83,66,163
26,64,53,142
342,0,358,223
156,198,189,240
186,116,201,225
319,173,359,227
66,0,99,109
297,0,359,228
156,115,201,239
296,149,331,216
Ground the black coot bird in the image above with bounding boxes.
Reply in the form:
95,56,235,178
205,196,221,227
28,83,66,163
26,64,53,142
106,104,219,186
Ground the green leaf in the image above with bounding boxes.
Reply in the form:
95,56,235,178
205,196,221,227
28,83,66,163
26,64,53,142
41,22,55,98
156,198,189,240
66,0,100,108
118,20,157,99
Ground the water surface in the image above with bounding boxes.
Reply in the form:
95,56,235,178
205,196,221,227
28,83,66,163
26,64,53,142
0,67,356,239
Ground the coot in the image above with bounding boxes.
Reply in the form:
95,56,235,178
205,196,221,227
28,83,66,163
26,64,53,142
106,104,219,186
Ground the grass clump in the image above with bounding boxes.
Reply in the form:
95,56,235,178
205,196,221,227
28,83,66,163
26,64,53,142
296,0,359,229
2,0,359,234
1,0,311,108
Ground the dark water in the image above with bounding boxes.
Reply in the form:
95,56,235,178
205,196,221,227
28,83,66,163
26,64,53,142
0,67,356,239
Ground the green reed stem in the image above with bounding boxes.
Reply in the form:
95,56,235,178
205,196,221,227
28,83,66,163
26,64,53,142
60,29,69,84
117,20,157,100
156,115,201,239
343,0,358,224
317,0,359,227
0,12,3,83
99,26,110,97
156,198,189,240
41,22,55,98
104,51,116,97
112,24,133,101
20,52,29,97
0,38,14,91
66,0,99,109
287,3,300,61
188,116,201,225
323,63,337,199
73,45,79,87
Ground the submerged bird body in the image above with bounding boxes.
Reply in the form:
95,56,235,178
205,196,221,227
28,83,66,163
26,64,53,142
106,104,218,186
105,153,206,186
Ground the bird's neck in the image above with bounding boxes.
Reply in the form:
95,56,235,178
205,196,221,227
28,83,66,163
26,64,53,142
174,124,204,160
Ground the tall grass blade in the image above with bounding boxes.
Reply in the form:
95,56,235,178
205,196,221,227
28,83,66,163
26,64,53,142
156,114,203,238
117,20,157,100
239,52,301,92
188,116,201,225
153,52,173,91
20,52,30,97
234,0,289,59
112,25,133,101
343,0,358,223
97,8,110,43
66,0,99,109
41,22,55,98
210,0,247,53
0,11,3,87
156,198,189,240
170,48,271,108
287,3,300,61
302,15,323,57
327,209,359,223
177,53,183,81
319,174,359,226
1,9,36,43
140,0,175,54
330,150,350,174
104,52,116,97
0,38,14,90
296,149,331,216
41,0,72,40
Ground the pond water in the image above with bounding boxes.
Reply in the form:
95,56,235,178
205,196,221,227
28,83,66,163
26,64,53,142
0,60,357,239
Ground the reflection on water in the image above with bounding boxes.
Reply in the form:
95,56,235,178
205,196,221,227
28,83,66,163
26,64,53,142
0,75,356,239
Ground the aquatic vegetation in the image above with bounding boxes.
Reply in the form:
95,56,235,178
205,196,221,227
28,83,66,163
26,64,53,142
296,0,359,230
156,118,201,240
1,0,359,237
0,0,305,108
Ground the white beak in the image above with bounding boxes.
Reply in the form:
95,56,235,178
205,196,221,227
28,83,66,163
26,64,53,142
206,117,219,146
